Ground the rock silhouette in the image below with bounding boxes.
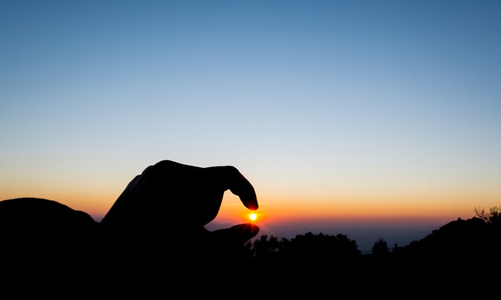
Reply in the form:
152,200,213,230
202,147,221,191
0,197,97,248
0,197,100,289
0,197,96,228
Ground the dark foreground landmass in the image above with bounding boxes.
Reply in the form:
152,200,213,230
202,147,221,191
1,198,500,296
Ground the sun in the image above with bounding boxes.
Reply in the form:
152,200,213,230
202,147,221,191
249,213,257,221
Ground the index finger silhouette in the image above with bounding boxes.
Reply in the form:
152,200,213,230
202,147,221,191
204,166,259,211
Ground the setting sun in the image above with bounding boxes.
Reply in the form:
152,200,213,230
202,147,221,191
249,213,257,221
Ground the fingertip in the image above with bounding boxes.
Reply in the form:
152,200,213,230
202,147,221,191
242,194,259,211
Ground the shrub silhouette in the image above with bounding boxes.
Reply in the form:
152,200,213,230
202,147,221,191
248,232,360,267
475,206,501,225
372,238,390,256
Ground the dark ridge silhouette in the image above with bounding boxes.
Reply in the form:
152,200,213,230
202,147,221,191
1,161,499,293
393,217,501,264
1,196,499,293
242,216,501,291
244,216,501,267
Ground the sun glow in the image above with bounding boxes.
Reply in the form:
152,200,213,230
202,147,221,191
249,213,257,221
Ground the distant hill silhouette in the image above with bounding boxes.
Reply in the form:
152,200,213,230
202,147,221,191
396,217,500,257
390,216,501,278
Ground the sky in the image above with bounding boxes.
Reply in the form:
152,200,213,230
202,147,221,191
1,1,500,247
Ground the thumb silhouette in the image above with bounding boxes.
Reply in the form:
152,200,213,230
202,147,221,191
212,223,260,245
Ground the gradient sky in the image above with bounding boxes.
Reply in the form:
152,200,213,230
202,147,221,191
1,1,500,235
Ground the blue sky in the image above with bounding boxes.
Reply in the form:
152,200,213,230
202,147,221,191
1,1,500,230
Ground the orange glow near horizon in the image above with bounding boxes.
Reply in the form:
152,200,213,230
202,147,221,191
1,185,498,227
207,190,497,229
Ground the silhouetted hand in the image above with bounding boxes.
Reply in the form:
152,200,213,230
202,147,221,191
102,160,259,247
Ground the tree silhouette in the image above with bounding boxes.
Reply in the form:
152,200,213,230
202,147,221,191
475,206,501,225
372,238,390,256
